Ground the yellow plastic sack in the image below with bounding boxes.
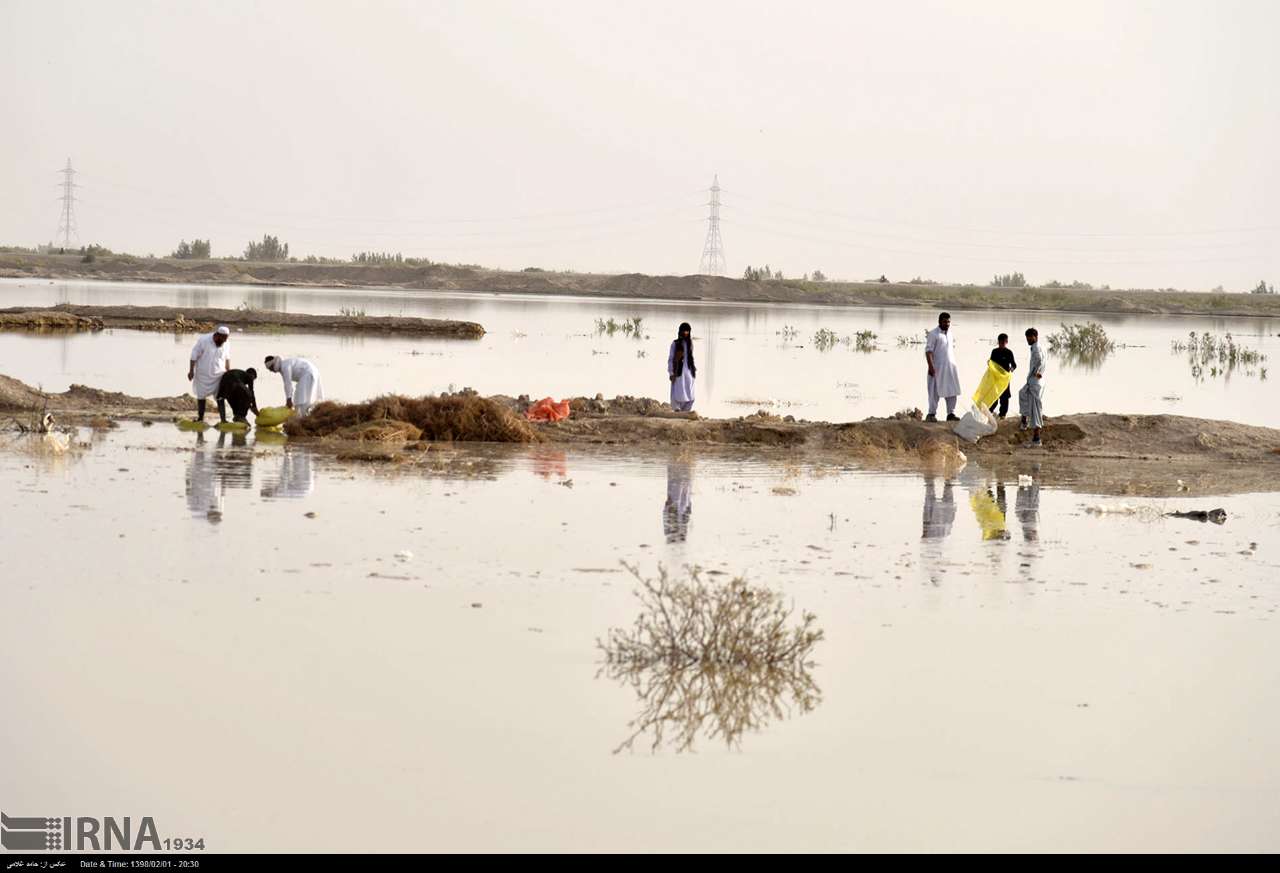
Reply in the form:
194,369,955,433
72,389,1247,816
972,359,1012,409
175,419,209,432
216,420,249,432
255,406,294,428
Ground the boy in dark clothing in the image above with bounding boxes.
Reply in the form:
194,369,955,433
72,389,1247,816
988,334,1017,418
216,367,260,422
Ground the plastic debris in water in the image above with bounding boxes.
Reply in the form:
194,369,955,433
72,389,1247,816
395,550,413,562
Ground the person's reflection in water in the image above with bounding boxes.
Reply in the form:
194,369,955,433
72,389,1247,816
921,476,957,540
970,484,1010,542
1016,474,1041,543
185,434,223,524
212,431,254,491
260,450,315,499
663,460,693,543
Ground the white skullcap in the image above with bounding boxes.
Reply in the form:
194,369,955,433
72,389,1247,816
215,325,231,336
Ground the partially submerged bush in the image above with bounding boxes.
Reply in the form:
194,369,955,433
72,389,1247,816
594,316,645,338
598,564,823,752
285,395,539,442
1046,321,1116,365
1171,331,1267,381
813,327,878,352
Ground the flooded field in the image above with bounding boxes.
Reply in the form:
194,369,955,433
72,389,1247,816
2,278,1278,427
3,423,1278,851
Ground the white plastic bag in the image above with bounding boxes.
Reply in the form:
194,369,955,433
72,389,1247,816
952,402,998,444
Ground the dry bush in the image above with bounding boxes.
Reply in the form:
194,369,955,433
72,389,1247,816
336,420,423,442
285,394,539,442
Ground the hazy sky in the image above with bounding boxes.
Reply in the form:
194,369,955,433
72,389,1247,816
2,0,1276,289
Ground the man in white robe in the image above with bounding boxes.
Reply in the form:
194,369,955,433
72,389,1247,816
1018,327,1046,447
187,325,231,422
264,355,324,416
924,311,961,421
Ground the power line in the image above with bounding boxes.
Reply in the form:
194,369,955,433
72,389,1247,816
720,202,1268,254
721,188,1280,240
719,216,1273,267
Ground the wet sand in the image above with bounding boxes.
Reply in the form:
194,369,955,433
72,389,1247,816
6,252,1280,318
0,303,485,337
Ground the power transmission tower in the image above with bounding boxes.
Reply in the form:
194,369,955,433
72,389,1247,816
55,157,79,249
698,174,726,276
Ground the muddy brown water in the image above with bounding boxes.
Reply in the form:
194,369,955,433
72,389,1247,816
1,277,1278,429
2,423,1278,851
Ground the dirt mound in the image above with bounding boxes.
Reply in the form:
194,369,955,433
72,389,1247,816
0,374,47,410
285,395,540,443
60,384,191,412
0,311,103,331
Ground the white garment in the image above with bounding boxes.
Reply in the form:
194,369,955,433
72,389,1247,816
667,340,695,409
189,333,230,399
1019,342,1046,428
925,326,961,399
927,384,958,418
277,357,324,415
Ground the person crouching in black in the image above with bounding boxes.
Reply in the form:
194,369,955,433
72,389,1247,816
216,367,260,423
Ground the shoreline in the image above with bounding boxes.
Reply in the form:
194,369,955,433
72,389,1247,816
4,374,1278,495
0,303,485,337
4,253,1280,319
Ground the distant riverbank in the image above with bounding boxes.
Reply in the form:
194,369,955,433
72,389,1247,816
4,252,1280,318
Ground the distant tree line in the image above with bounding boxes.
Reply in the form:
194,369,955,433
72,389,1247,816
1251,280,1276,295
992,272,1027,288
743,264,784,281
171,239,211,259
245,234,289,261
350,251,434,267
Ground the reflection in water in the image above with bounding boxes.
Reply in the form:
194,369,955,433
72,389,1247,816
530,448,568,480
1016,477,1041,543
970,485,1010,541
663,461,693,543
599,565,823,753
184,432,253,523
260,450,315,499
921,477,957,540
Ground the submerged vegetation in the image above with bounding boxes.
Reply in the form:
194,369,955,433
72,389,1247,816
812,328,878,352
594,316,645,339
1171,332,1268,381
598,564,823,753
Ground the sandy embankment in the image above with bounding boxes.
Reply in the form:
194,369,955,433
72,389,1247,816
0,304,485,338
5,374,1279,494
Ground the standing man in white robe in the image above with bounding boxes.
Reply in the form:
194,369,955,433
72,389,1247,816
924,311,961,422
264,355,324,416
1018,327,1046,447
188,325,231,422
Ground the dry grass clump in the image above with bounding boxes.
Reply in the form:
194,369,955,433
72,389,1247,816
598,564,823,752
336,420,423,442
285,394,539,442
